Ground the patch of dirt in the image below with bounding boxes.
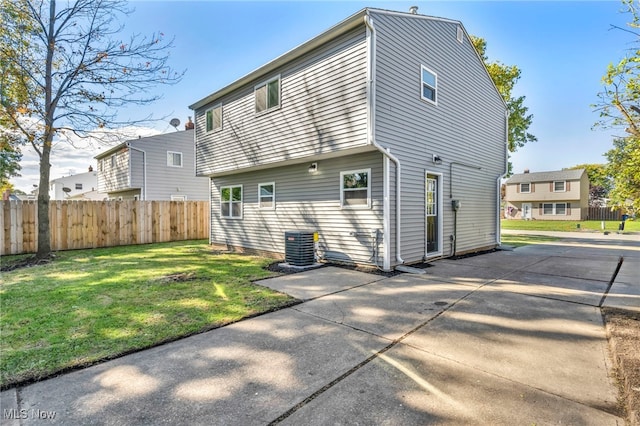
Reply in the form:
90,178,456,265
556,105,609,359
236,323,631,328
603,307,640,426
154,272,197,284
0,254,55,272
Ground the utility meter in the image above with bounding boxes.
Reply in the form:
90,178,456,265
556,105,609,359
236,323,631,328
452,200,461,211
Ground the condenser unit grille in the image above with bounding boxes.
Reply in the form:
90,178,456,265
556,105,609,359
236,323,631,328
284,231,315,266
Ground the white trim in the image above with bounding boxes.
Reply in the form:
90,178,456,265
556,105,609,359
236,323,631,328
258,182,276,210
420,65,437,105
205,103,223,132
167,151,183,168
340,168,371,209
553,180,566,192
220,184,243,219
425,171,443,258
254,74,281,115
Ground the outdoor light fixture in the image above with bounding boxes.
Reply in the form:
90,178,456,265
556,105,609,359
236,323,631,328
308,162,318,173
432,154,442,165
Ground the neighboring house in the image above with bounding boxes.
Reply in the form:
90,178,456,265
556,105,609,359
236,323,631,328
189,7,508,271
49,169,99,200
504,169,589,221
95,128,209,201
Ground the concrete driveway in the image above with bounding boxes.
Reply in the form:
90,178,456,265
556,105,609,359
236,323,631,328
2,234,638,425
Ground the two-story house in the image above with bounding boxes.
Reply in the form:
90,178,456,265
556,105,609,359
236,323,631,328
95,127,209,201
190,7,508,271
49,167,100,200
504,169,589,221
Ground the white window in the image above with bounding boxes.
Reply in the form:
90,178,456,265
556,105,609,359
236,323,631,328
340,169,371,208
542,203,568,215
258,182,275,209
421,65,437,104
255,75,280,114
554,181,566,192
206,104,222,132
520,183,530,193
167,151,183,168
171,195,186,201
110,155,116,167
221,185,242,219
456,26,464,44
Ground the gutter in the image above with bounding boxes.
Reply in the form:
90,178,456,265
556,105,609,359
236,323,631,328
127,143,147,201
364,14,404,270
496,110,510,245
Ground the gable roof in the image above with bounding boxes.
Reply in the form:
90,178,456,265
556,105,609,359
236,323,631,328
94,129,194,159
188,8,476,111
506,169,586,184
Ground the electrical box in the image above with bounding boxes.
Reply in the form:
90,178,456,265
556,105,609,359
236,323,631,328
452,200,461,211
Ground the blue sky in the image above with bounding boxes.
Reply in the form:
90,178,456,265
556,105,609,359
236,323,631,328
13,0,631,192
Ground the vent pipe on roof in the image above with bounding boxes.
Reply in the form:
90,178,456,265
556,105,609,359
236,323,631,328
409,6,419,14
524,168,530,173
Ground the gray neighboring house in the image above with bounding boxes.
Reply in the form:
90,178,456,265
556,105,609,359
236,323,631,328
95,128,209,201
190,7,508,271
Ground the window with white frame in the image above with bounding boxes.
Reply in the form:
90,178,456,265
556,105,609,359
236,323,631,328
520,183,530,193
340,169,371,208
75,183,83,190
258,183,275,209
456,26,464,44
421,65,437,104
255,76,280,114
553,181,566,192
206,104,222,132
167,151,183,168
542,203,568,215
171,195,186,201
221,185,242,218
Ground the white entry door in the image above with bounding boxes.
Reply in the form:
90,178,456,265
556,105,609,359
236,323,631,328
522,203,532,220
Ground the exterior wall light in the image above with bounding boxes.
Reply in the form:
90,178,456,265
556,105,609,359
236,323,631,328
308,162,318,173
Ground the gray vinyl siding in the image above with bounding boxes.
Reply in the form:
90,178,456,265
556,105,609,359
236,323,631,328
210,151,384,266
132,130,209,201
97,149,130,193
371,11,506,262
195,27,369,177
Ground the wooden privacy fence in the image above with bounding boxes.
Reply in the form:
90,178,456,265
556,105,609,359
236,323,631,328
1,200,210,256
586,207,622,221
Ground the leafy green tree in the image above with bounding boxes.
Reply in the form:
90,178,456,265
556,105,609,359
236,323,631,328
472,36,537,175
594,0,640,211
0,0,35,189
2,0,183,258
566,163,614,206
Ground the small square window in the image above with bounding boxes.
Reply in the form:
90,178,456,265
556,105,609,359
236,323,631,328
75,183,83,190
553,181,566,192
258,183,275,209
341,169,371,208
206,104,222,132
167,151,183,168
520,183,530,193
255,76,280,114
421,65,437,104
221,185,242,219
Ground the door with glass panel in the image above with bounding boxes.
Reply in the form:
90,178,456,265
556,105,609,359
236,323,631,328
426,174,439,255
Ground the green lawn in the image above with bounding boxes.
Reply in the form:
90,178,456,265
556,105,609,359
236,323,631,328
501,219,640,233
500,234,561,247
0,241,295,388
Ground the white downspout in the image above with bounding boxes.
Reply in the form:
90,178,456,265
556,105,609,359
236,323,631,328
127,144,147,200
496,110,509,245
364,14,404,268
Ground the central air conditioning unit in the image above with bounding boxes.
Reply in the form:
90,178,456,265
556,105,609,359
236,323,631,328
284,230,316,266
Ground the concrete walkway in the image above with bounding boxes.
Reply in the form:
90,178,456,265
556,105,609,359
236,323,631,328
2,235,638,425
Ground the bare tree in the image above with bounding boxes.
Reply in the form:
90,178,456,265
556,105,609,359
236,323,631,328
2,0,183,258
